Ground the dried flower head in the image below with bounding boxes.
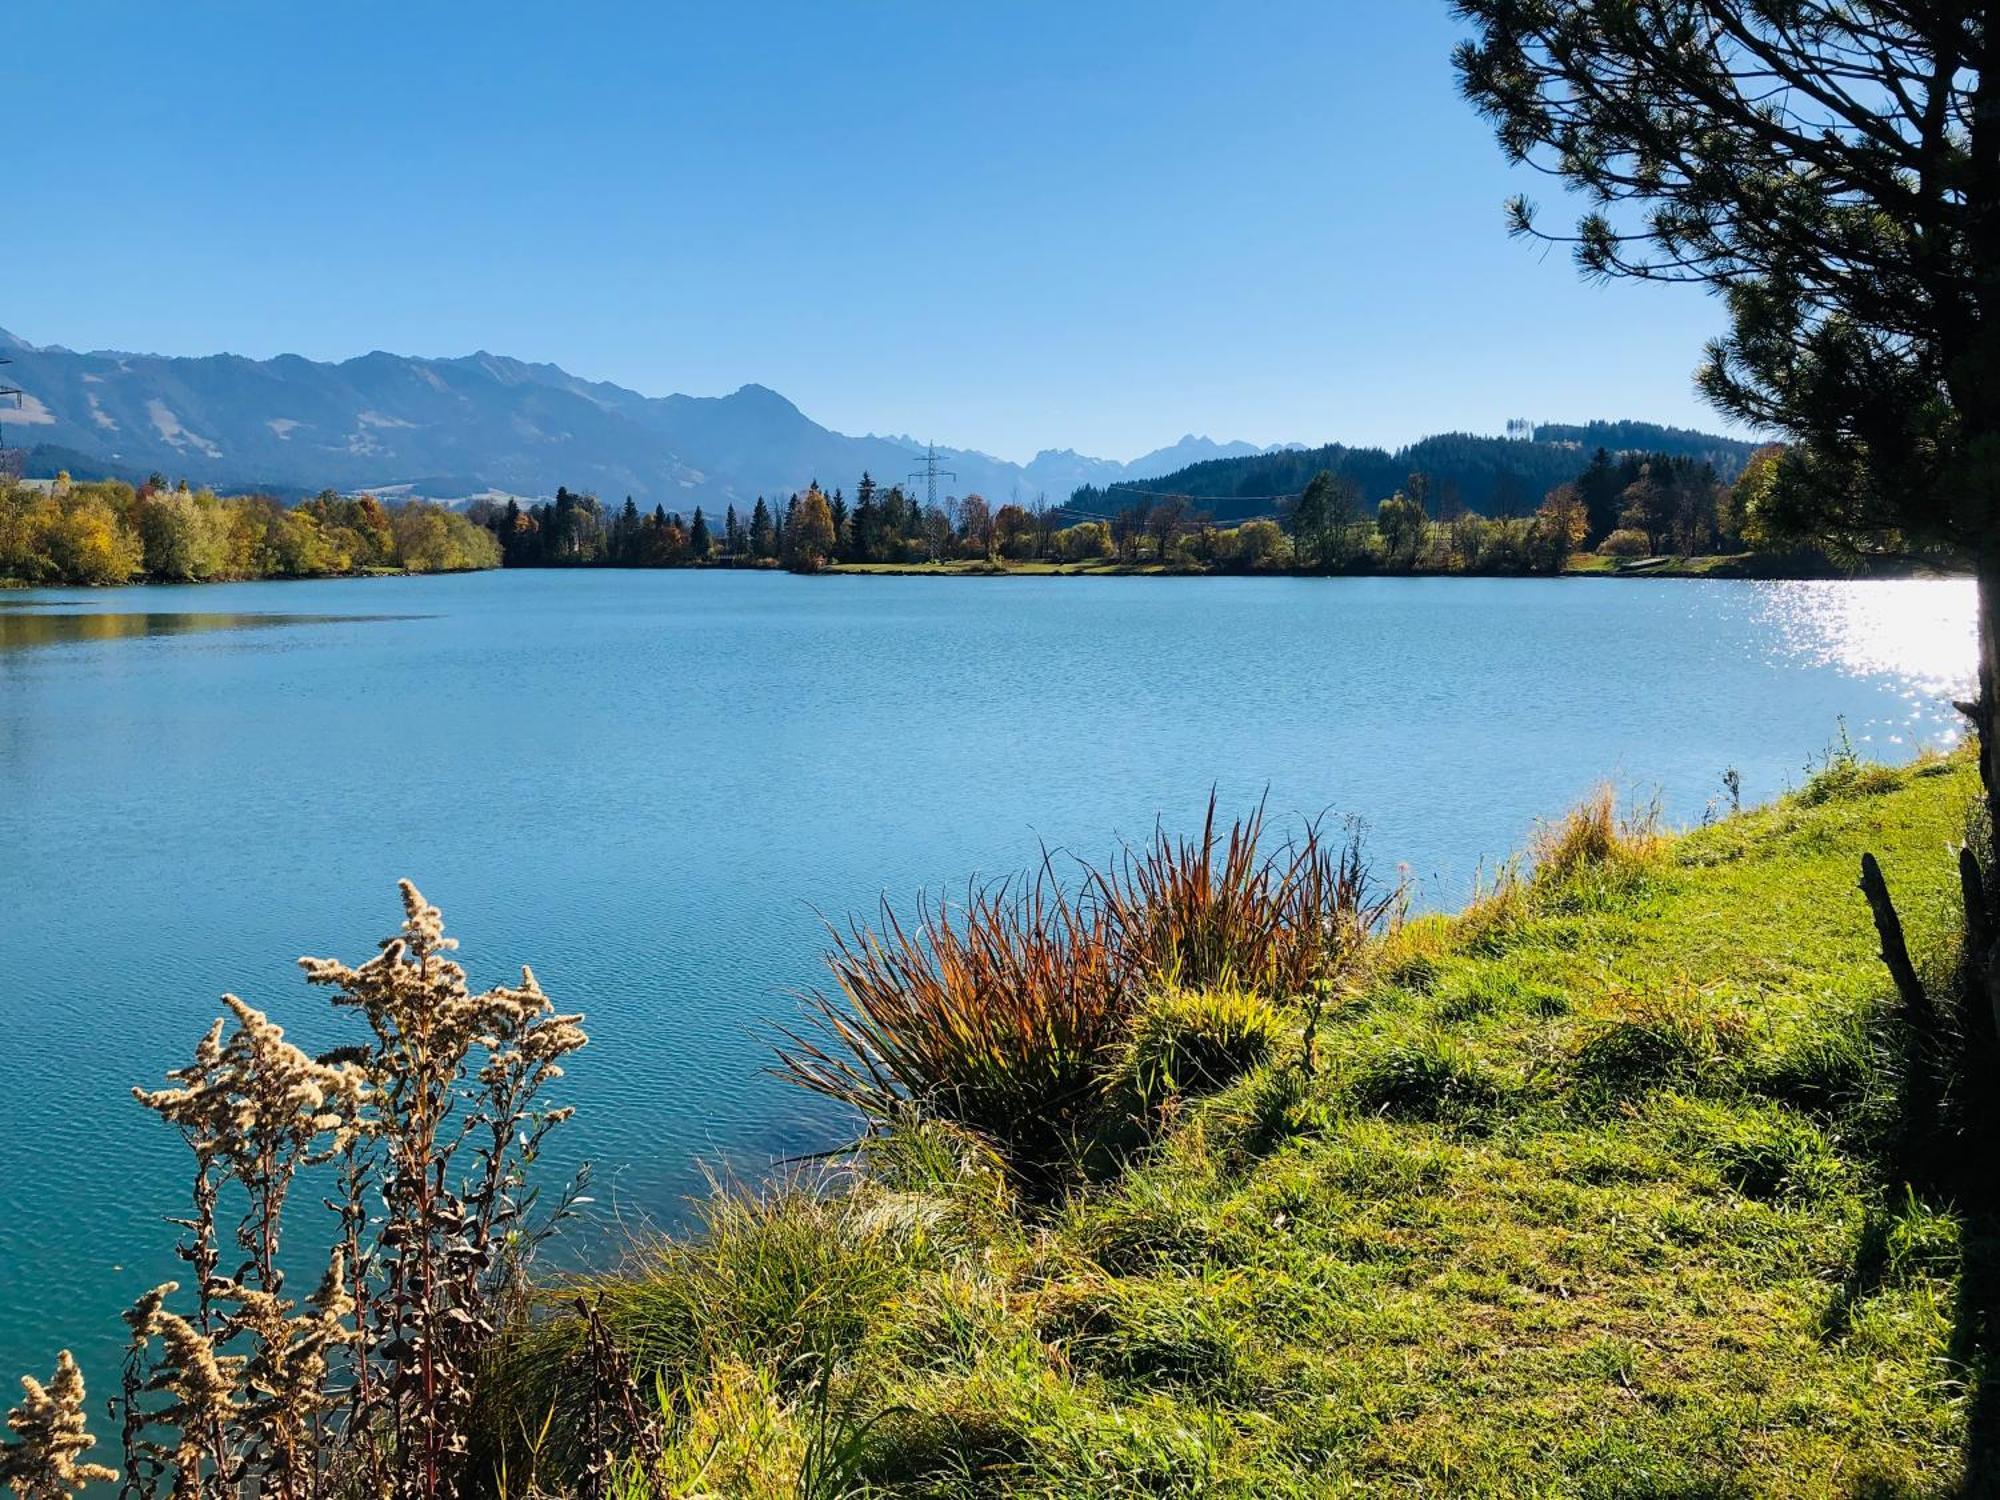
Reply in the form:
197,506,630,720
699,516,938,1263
0,1351,116,1499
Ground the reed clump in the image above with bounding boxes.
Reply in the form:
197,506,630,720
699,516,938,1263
778,798,1395,1186
777,874,1126,1178
1094,795,1385,998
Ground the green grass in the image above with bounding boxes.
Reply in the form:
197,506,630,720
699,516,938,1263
492,752,1987,1497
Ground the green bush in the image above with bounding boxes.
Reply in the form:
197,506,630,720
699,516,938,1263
1797,721,1903,806
1660,1098,1845,1202
1568,998,1745,1099
1039,1278,1255,1399
1121,985,1281,1108
1599,528,1652,557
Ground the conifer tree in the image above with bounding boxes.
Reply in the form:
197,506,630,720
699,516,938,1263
750,497,776,559
1455,0,2000,1069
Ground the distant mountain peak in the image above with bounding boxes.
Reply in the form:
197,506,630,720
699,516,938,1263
726,382,801,411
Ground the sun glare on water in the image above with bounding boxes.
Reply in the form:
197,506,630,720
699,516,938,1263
1754,578,1978,747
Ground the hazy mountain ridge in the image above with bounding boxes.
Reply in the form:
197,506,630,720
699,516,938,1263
0,329,1750,514
0,329,1285,509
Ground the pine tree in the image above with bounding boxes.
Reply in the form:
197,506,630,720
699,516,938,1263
750,497,776,560
690,506,712,561
617,497,641,566
1457,0,2000,1107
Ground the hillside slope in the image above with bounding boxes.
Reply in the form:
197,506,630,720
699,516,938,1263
1069,421,1764,522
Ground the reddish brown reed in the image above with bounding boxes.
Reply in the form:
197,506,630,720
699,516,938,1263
776,796,1396,1180
776,870,1126,1175
1095,793,1389,998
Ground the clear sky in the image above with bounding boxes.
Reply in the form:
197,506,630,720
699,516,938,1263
5,2,1734,464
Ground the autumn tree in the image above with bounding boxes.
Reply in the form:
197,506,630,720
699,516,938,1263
993,503,1040,561
955,495,994,559
1376,491,1430,569
1538,483,1591,556
783,486,838,573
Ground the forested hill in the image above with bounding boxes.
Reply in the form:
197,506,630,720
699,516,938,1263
1066,420,1762,522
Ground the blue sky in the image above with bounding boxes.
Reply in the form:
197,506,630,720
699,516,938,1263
5,2,1732,463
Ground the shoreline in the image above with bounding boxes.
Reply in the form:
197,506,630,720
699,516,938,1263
821,553,1964,582
0,556,1967,592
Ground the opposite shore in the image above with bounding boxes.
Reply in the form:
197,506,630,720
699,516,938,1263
2,469,1972,591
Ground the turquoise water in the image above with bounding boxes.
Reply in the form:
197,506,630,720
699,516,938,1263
0,569,1976,1398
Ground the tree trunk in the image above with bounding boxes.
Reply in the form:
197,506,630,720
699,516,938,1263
1973,540,2000,1044
1966,10,2000,1054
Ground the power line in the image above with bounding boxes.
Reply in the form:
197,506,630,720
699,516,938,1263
907,441,957,511
0,360,23,481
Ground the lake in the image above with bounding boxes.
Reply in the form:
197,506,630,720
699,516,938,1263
0,569,1976,1396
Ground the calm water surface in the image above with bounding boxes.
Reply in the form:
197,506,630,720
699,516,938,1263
0,570,1976,1392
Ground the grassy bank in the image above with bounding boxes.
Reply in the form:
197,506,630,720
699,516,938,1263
492,751,1989,1496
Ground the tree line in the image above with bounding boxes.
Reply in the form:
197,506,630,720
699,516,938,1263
0,444,1778,589
0,475,501,585
467,475,1097,573
466,445,1769,577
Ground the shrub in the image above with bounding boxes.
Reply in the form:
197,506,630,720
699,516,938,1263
1798,721,1903,805
1750,1022,1874,1114
1121,985,1281,1108
1064,1176,1250,1275
1661,1099,1844,1202
1568,995,1745,1098
1599,528,1651,557
1241,1065,1330,1152
483,1181,921,1486
1095,794,1394,998
1038,1278,1253,1398
776,873,1127,1179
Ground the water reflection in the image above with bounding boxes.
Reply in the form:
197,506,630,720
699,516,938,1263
0,609,417,652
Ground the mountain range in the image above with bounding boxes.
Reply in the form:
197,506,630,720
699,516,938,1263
0,328,1272,508
0,328,1757,516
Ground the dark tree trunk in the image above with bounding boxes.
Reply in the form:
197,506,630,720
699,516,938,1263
1973,541,2000,1042
1962,21,1999,1052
